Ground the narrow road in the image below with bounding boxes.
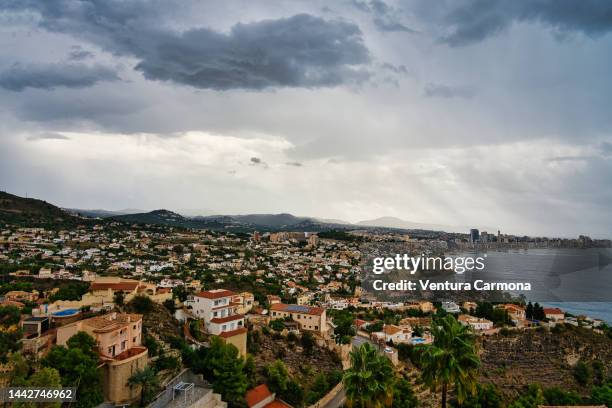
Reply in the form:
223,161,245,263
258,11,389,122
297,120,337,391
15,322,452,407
320,387,345,408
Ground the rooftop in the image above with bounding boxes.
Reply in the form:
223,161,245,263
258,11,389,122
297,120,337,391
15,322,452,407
195,289,235,299
77,312,142,333
270,303,324,316
245,384,272,408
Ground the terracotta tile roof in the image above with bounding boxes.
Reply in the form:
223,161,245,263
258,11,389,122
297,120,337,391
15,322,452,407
245,384,273,408
80,313,142,333
264,401,292,408
543,308,564,315
219,327,248,338
270,303,324,316
210,314,244,324
1,300,25,308
195,289,235,299
383,325,401,335
112,346,147,361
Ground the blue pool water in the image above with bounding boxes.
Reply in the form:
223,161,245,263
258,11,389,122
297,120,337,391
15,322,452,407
52,308,79,316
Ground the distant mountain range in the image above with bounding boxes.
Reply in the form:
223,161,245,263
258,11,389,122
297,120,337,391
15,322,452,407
1,191,474,235
110,210,353,232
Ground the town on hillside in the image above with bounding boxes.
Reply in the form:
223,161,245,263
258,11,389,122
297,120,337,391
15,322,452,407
0,195,610,408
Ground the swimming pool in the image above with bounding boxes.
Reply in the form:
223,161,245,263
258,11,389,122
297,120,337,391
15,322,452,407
411,337,426,344
52,308,80,317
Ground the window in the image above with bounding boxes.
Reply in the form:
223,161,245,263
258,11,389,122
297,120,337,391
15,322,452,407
315,326,318,330
222,324,227,331
133,337,137,343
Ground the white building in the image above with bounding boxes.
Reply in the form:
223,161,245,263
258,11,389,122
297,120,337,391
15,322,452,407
372,324,413,344
441,301,460,314
186,289,245,335
458,314,494,331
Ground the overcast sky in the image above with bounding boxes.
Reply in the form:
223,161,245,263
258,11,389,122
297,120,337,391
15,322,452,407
0,0,611,238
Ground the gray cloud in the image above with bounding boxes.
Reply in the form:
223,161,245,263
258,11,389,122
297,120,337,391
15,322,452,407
285,161,303,167
134,14,371,90
5,1,371,90
68,46,94,61
423,83,475,99
436,0,612,46
352,0,417,33
545,155,591,163
600,141,612,156
0,62,119,91
249,157,268,168
26,132,70,141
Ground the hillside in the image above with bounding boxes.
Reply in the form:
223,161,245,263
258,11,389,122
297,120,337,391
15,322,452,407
113,210,353,232
479,325,612,398
0,191,84,228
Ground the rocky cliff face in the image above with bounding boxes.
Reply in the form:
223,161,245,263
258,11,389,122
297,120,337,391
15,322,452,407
478,325,611,398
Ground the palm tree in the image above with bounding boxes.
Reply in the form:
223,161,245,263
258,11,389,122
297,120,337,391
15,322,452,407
128,366,159,407
343,342,394,408
420,315,480,408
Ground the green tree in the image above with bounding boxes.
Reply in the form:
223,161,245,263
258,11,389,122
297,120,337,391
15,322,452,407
17,367,63,408
590,380,612,407
0,305,22,326
458,383,502,408
202,337,249,406
66,331,98,360
573,360,592,386
163,298,176,313
392,378,418,408
333,311,356,344
420,315,480,408
343,342,394,408
266,359,289,394
543,387,582,405
113,291,125,306
5,352,29,385
42,332,103,408
130,295,154,313
173,285,188,302
301,331,315,355
143,334,160,357
128,367,159,407
283,380,305,407
508,384,544,408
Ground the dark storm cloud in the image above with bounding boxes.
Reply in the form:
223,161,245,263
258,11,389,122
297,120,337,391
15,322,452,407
133,14,371,90
423,83,475,99
250,157,262,164
352,0,417,33
0,62,118,91
436,0,612,46
3,1,371,90
26,132,70,141
68,46,94,61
